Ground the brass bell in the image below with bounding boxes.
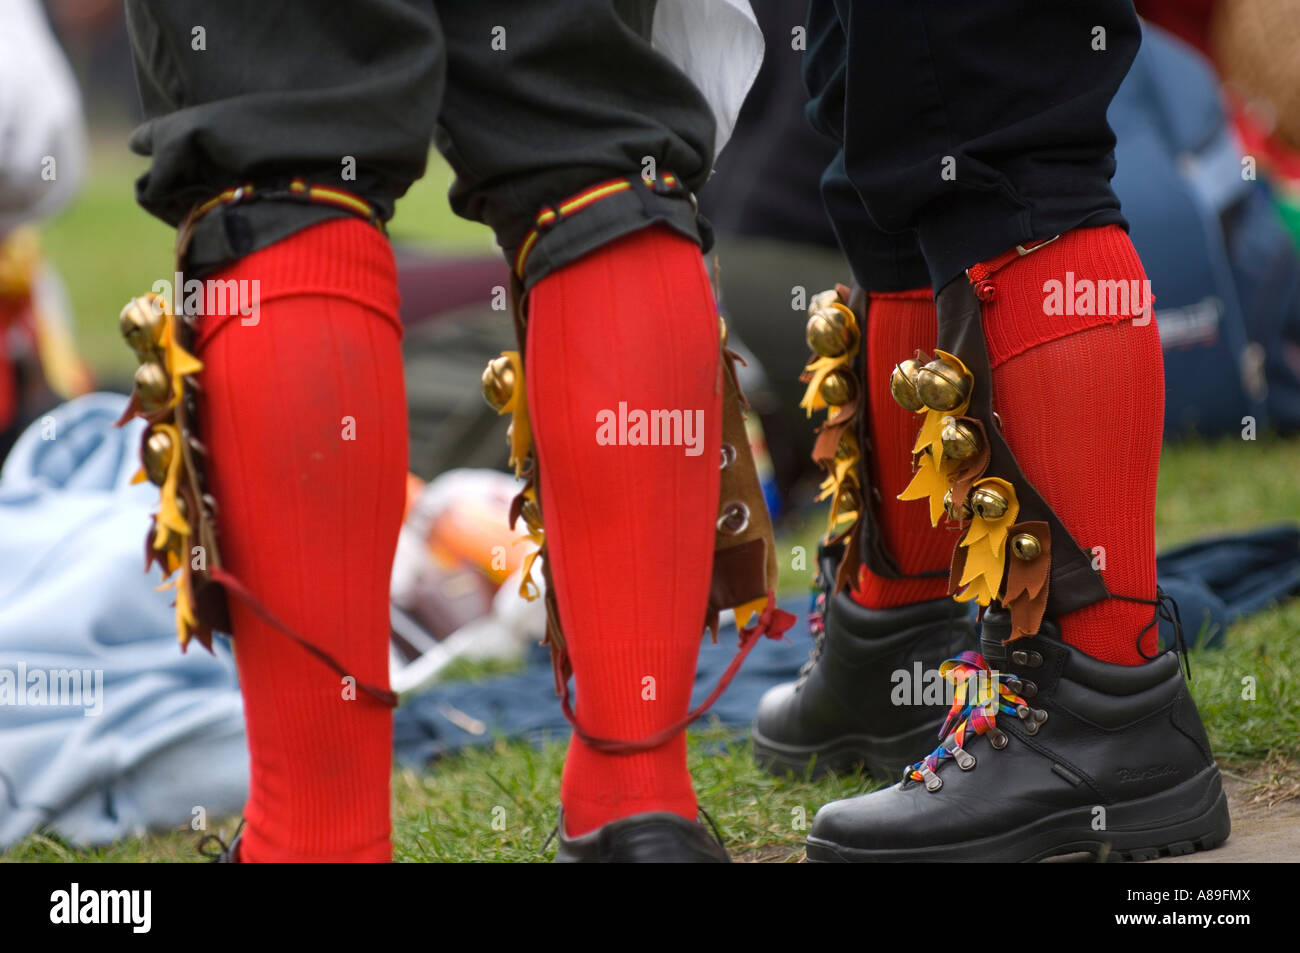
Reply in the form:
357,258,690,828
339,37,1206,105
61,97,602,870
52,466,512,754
969,484,1010,520
481,356,516,411
142,429,176,486
134,362,171,411
805,307,854,358
915,356,972,412
835,484,860,515
940,418,981,460
834,437,856,462
520,497,543,531
818,368,857,406
943,488,972,522
807,288,840,317
889,359,925,412
118,295,166,358
1010,532,1042,561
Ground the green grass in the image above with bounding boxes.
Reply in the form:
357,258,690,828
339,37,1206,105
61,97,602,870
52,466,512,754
1155,432,1300,549
5,143,1298,862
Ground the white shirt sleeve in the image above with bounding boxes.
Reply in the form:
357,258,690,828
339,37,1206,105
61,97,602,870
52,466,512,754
652,0,765,162
0,0,87,235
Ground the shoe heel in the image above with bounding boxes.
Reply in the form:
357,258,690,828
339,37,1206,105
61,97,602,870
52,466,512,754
1103,766,1231,861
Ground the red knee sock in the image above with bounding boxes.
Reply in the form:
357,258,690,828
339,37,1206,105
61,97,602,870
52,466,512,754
526,225,722,837
196,218,407,861
978,225,1162,664
852,289,955,609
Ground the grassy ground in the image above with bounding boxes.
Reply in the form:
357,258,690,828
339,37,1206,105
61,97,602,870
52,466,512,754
5,139,1298,862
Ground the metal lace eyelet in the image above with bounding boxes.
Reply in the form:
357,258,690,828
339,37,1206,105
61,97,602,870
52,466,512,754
1018,706,1048,735
988,729,1009,750
720,443,737,469
920,765,943,792
716,501,750,535
1020,679,1037,698
942,735,976,770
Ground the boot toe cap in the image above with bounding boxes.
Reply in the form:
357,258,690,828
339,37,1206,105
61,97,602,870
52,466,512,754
754,680,800,737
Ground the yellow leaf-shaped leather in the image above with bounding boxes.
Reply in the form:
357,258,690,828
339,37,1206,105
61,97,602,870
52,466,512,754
493,351,532,478
799,354,844,416
518,545,543,602
157,306,203,412
150,423,190,551
898,453,952,527
733,596,767,631
912,408,948,458
799,307,859,416
953,574,997,605
959,533,1003,587
954,478,1019,605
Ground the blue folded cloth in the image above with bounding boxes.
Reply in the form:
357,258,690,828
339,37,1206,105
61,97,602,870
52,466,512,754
0,393,247,850
1155,525,1300,650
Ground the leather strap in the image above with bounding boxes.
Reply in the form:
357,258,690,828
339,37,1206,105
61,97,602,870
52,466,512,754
212,568,397,708
934,276,1109,619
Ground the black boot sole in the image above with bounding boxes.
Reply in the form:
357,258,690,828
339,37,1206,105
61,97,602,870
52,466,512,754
751,718,938,781
805,765,1231,862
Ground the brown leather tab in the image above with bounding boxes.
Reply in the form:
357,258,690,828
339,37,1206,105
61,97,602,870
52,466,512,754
709,538,768,617
811,404,857,468
710,347,779,617
1004,520,1052,639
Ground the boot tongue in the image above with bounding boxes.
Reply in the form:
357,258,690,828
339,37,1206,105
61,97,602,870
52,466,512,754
979,606,1012,660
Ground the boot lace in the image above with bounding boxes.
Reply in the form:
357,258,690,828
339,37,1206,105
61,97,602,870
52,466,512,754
797,586,829,682
903,651,1044,792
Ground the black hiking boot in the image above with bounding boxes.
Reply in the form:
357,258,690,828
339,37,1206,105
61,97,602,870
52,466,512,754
804,606,1231,862
752,544,975,780
553,811,731,863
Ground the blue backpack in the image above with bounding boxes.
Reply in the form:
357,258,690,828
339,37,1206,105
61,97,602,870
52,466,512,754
1109,22,1300,437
